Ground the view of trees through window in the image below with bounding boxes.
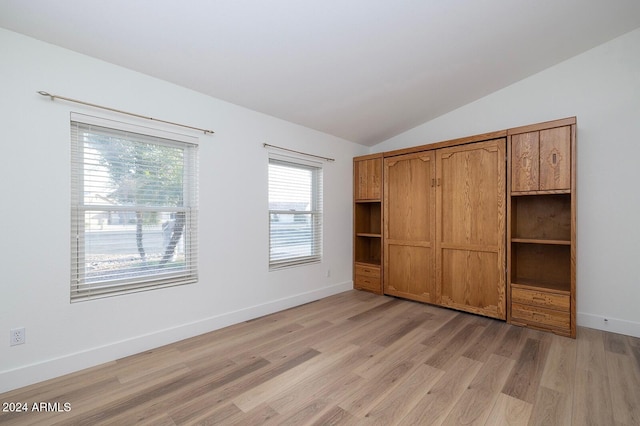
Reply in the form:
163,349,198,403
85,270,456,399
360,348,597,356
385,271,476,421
72,121,197,296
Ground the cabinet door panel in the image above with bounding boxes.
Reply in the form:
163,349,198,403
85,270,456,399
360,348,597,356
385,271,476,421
440,249,503,318
385,245,433,303
539,126,571,191
436,139,506,319
355,158,382,200
511,132,539,192
384,152,436,302
385,154,433,241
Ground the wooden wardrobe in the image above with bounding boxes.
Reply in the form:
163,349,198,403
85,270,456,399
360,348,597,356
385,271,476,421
353,117,577,337
383,137,506,319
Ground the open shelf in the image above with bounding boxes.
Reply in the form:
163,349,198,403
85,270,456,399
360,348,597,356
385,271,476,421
355,235,381,265
511,194,571,241
355,202,381,235
511,242,571,293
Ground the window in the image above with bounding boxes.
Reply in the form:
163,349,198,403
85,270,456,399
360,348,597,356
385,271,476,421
268,156,323,269
71,114,198,300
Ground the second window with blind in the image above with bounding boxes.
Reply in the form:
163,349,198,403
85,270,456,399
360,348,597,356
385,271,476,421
268,156,323,269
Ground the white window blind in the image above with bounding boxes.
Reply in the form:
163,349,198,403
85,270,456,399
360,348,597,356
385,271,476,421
268,157,323,269
71,115,198,300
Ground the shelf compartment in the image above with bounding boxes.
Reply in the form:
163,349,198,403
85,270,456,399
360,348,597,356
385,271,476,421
355,202,382,235
511,194,571,241
355,236,381,265
511,242,570,293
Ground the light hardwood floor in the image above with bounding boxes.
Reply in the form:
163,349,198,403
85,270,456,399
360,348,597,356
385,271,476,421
1,290,639,425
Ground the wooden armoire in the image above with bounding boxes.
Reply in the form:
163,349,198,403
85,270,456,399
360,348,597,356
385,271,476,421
353,117,576,337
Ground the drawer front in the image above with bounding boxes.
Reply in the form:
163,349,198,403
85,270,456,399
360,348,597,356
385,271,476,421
512,302,570,330
355,275,381,293
355,264,381,278
512,288,570,311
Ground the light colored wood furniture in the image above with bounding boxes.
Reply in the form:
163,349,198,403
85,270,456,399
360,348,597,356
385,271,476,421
353,117,576,336
354,155,382,200
353,154,383,294
383,151,437,303
436,139,506,319
382,139,506,319
507,117,576,337
383,151,435,303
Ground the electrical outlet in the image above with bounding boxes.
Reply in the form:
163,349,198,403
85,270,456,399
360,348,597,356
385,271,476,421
10,328,25,346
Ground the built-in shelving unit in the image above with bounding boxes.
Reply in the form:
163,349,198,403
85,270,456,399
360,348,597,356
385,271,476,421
353,154,383,294
352,117,577,338
507,117,576,337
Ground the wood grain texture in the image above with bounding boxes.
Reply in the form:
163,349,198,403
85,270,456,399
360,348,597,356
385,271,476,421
436,138,506,319
384,151,436,302
353,155,382,201
511,131,540,192
0,291,637,425
539,126,571,191
507,119,576,338
353,155,383,294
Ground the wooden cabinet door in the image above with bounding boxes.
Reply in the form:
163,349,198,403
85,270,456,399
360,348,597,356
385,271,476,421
384,152,436,303
539,126,571,191
511,126,571,193
511,131,539,192
436,139,506,319
355,158,382,200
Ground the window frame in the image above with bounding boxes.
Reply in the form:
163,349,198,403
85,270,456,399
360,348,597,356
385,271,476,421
70,113,199,301
268,155,323,270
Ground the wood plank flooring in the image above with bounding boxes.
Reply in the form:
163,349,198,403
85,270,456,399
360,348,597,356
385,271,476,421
1,290,639,425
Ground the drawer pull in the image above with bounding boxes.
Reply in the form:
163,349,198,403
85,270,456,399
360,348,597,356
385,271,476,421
533,297,546,302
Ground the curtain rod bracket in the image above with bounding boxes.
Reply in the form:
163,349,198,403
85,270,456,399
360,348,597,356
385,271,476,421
37,91,215,135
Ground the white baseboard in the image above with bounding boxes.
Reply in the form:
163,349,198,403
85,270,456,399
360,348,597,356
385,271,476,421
578,312,640,338
0,282,353,393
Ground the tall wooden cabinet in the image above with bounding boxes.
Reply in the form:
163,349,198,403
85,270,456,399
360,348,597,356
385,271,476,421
507,117,576,337
353,117,576,337
383,139,506,319
353,154,383,294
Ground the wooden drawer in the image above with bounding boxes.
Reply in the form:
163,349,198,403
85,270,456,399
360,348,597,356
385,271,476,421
512,287,569,311
355,264,380,278
355,275,381,293
511,302,570,330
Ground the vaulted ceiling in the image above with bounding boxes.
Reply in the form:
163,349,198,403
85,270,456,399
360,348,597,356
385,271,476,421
2,1,640,146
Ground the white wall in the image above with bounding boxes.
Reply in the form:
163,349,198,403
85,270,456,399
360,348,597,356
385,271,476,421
374,28,640,339
0,28,368,393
